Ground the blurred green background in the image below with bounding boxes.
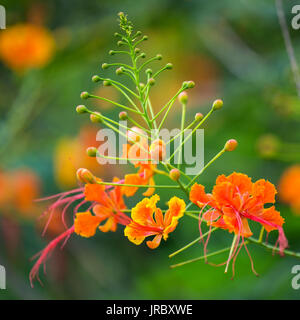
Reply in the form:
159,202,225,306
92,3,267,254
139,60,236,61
0,0,300,299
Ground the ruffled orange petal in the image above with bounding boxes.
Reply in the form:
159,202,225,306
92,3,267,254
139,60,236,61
124,224,146,245
163,196,185,237
131,194,159,226
260,206,284,232
99,216,117,232
143,176,155,197
217,172,253,195
189,183,211,207
74,212,102,238
122,173,143,197
146,234,163,249
84,183,106,203
252,179,277,204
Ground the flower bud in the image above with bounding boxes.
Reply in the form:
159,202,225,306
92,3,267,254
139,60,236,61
109,50,115,56
140,53,146,58
86,147,97,157
169,168,180,181
76,168,97,184
102,63,109,69
150,139,166,161
148,78,155,86
212,99,223,111
76,105,88,114
90,112,103,123
127,127,146,143
165,63,173,70
194,112,204,121
146,68,152,75
156,54,162,60
187,81,195,89
117,41,123,47
103,80,111,86
116,67,124,75
92,75,101,83
143,35,148,41
80,91,90,100
224,139,238,152
119,111,128,120
178,91,188,104
136,31,142,36
134,48,141,54
139,83,145,90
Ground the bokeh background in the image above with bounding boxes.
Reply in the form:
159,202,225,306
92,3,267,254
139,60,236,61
0,0,300,299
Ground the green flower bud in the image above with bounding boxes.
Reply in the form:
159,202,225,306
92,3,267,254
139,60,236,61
103,80,112,86
148,78,155,86
169,168,181,181
90,112,103,123
119,111,128,120
136,31,142,36
135,48,141,54
92,75,101,83
116,67,124,75
140,53,146,58
224,139,238,152
86,147,98,157
187,81,195,89
212,99,223,111
143,35,148,41
76,105,88,114
80,91,90,99
146,68,152,75
102,63,109,69
156,54,162,60
165,63,173,70
194,112,204,121
117,41,123,47
178,91,188,104
109,50,115,56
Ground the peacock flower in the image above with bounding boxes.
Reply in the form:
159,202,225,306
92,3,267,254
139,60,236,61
0,23,55,72
190,172,288,255
124,194,186,249
74,177,129,237
278,165,300,214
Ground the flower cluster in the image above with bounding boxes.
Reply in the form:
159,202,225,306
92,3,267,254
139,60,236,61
29,13,294,287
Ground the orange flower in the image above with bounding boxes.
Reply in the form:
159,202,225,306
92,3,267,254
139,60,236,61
190,172,288,254
278,165,300,214
74,178,129,237
124,195,186,249
0,24,55,71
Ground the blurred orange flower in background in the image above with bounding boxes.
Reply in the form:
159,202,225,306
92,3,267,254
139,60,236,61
0,23,55,72
0,168,41,218
54,126,103,189
279,165,300,214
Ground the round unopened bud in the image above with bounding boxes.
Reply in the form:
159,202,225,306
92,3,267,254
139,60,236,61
178,91,188,104
80,91,90,99
187,81,195,89
195,112,204,121
148,78,155,86
116,67,124,75
76,168,97,184
117,41,123,47
92,75,101,83
118,11,124,17
86,147,97,157
150,139,166,161
135,48,141,54
109,50,115,56
169,168,181,181
143,35,148,41
103,80,111,86
127,127,146,143
136,31,142,36
140,53,146,58
114,32,120,37
139,83,145,89
90,112,102,123
76,105,88,114
212,99,223,111
224,139,238,152
119,111,128,120
102,63,109,69
165,63,173,70
156,54,162,60
146,68,152,75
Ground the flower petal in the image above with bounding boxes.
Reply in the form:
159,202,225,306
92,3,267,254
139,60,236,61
74,211,102,238
146,234,163,249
